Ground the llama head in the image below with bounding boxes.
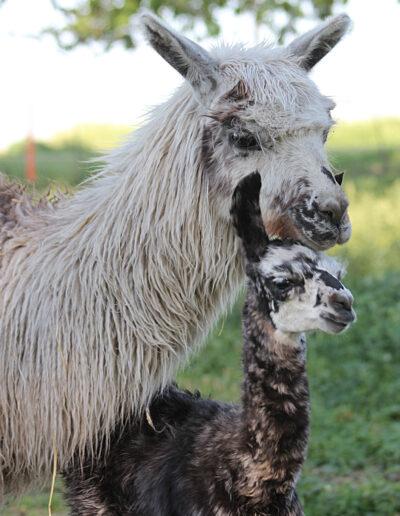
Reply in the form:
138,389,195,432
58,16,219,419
141,12,352,251
231,172,356,335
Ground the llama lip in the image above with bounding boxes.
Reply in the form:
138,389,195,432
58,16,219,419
337,215,352,244
290,223,338,251
320,312,355,332
289,209,339,251
289,199,352,251
295,231,337,252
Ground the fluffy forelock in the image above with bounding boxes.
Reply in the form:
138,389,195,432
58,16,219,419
209,43,334,128
317,252,346,280
259,241,345,281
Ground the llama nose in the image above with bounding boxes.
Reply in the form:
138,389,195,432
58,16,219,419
318,198,348,226
328,291,355,319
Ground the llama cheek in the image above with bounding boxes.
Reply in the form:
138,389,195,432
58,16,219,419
274,303,318,334
201,126,234,198
270,309,295,333
262,211,302,240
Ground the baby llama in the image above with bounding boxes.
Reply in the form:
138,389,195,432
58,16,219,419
63,172,356,515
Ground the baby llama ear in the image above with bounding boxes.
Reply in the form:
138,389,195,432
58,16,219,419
141,11,220,105
288,14,351,71
230,172,269,263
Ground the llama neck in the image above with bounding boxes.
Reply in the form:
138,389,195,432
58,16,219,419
239,296,310,496
33,84,244,397
0,84,246,495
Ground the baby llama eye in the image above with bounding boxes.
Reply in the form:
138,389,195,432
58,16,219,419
274,279,293,291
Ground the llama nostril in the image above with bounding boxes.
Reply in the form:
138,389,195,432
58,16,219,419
321,209,334,223
329,292,353,312
318,200,345,227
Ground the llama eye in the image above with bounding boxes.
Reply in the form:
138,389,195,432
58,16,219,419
322,128,330,144
229,131,260,151
273,279,293,291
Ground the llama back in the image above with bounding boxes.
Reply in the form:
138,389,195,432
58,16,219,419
0,174,62,255
0,175,28,249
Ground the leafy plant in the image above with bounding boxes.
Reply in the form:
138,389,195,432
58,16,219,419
40,0,348,49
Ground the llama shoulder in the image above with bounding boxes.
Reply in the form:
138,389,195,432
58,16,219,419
0,175,65,249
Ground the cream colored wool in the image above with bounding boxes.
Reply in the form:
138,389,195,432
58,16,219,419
0,13,351,496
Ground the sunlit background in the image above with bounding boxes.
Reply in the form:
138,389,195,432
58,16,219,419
0,0,399,150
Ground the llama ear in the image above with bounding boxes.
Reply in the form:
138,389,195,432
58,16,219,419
141,12,220,105
288,14,350,71
230,172,269,263
334,172,344,185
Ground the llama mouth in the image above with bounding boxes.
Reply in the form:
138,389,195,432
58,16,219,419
289,209,339,251
262,208,348,251
336,217,352,245
320,312,354,333
289,202,351,251
295,229,337,251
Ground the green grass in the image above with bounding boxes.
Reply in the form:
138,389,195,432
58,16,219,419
47,123,133,150
328,118,400,149
2,484,66,516
0,123,132,190
330,181,400,278
301,271,400,515
2,119,400,515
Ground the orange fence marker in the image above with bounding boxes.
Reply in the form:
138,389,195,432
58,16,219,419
25,133,36,183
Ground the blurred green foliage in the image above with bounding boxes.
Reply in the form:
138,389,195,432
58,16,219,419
2,483,66,516
35,0,349,50
0,123,132,189
2,117,400,515
329,118,400,149
48,123,133,150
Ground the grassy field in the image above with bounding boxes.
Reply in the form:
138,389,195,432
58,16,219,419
2,118,400,515
0,124,133,189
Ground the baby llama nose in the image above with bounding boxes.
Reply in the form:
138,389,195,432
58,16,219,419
329,291,354,313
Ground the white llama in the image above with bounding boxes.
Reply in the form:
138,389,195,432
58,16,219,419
0,12,351,495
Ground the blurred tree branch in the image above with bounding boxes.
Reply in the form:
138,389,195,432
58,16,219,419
3,0,351,50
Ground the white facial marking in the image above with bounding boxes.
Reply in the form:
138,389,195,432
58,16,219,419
258,245,354,335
